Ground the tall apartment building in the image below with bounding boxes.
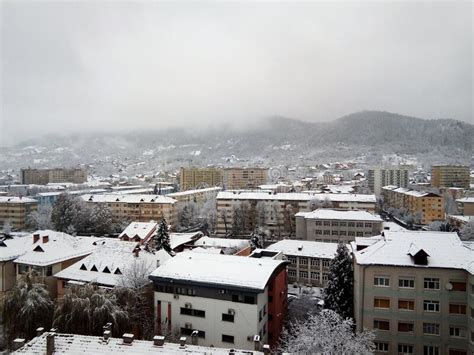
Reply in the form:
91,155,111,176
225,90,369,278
216,191,377,236
431,165,470,189
20,168,87,185
353,231,474,355
0,196,38,230
224,168,269,190
456,197,474,216
167,187,221,208
382,186,444,224
149,252,288,350
368,166,410,195
295,209,383,242
266,240,340,287
80,194,178,228
179,167,223,191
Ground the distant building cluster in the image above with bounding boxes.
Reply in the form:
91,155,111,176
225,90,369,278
20,168,87,185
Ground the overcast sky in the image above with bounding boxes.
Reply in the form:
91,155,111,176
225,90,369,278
1,0,472,145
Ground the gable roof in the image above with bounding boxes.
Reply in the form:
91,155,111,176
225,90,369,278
118,222,158,241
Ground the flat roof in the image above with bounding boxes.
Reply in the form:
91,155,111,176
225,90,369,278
217,191,376,203
296,209,382,222
266,240,342,259
80,194,176,204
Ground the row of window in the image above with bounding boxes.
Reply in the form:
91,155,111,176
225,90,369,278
288,270,329,281
315,220,374,227
374,276,467,291
314,230,368,236
374,298,466,314
287,257,330,267
375,342,467,355
374,319,469,334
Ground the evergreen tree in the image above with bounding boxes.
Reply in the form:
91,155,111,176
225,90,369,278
323,242,353,319
3,272,54,345
249,228,264,249
154,217,171,252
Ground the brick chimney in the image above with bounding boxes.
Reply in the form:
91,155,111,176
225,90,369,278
191,330,199,345
179,336,187,348
263,344,271,354
12,338,25,351
36,327,45,337
46,333,55,355
253,335,261,351
153,335,165,347
122,333,134,344
33,233,40,243
42,235,49,244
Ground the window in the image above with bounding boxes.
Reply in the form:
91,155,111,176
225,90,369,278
398,322,414,333
263,304,266,316
315,220,322,226
448,350,467,355
288,256,296,264
398,344,414,354
299,258,308,265
451,282,466,291
423,323,440,335
449,327,466,338
373,319,390,331
46,266,53,276
356,232,363,237
339,221,347,227
322,260,331,268
423,346,440,355
348,231,355,236
259,310,262,322
356,222,363,228
299,271,308,278
244,296,254,304
323,221,330,226
180,308,205,318
222,313,234,322
375,342,389,352
331,221,338,227
340,231,346,236
399,278,415,288
315,230,322,235
288,270,296,277
311,272,320,280
323,230,330,235
222,334,234,343
365,223,372,228
331,230,338,236
449,304,466,314
322,273,329,281
424,278,440,290
374,298,390,309
423,300,440,312
181,328,205,338
398,299,415,311
310,259,319,266
374,276,390,287
348,222,355,227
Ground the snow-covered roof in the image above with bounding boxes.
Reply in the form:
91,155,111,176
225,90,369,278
296,209,382,222
55,243,171,287
166,187,221,197
266,240,342,259
382,221,407,232
193,236,249,249
0,196,37,204
217,191,376,203
0,235,32,261
14,332,261,354
149,252,287,291
354,231,474,273
382,186,441,198
118,222,157,241
80,194,176,204
190,246,223,254
456,197,474,203
169,232,202,250
13,231,116,267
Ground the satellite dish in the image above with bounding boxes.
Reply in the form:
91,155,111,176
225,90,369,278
445,282,453,291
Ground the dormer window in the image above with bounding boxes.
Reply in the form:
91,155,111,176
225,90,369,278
103,266,111,273
114,268,122,275
33,245,44,252
91,265,98,272
80,264,87,271
407,243,429,266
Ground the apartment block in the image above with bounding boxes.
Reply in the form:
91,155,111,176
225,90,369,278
382,186,444,224
368,166,410,195
266,240,340,287
0,196,38,230
431,165,470,189
223,168,269,190
179,167,223,191
149,252,288,350
353,231,474,355
456,197,474,216
167,187,221,208
215,191,377,236
81,194,178,228
20,168,87,185
295,209,383,242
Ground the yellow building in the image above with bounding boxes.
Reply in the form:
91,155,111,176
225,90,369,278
0,196,38,230
80,194,178,229
353,231,474,355
179,167,223,191
224,167,269,190
382,186,444,224
431,165,470,189
20,168,87,185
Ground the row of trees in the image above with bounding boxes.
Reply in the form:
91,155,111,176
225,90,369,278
26,193,128,235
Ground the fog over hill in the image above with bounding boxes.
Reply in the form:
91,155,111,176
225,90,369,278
1,111,472,176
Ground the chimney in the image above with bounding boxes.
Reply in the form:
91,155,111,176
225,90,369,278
179,336,186,348
133,248,139,258
43,235,49,244
103,322,112,332
263,344,271,354
12,338,25,351
46,333,55,355
103,330,111,341
36,327,45,336
253,335,261,351
33,233,40,243
191,330,199,345
153,335,165,347
122,333,134,344
50,328,58,333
